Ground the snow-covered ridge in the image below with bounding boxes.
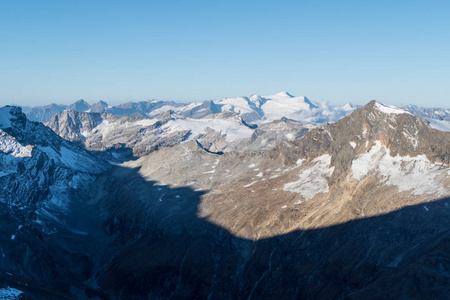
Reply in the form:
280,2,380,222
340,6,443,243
161,116,254,142
0,286,23,298
216,92,356,125
0,131,33,157
374,102,410,115
18,93,450,134
0,105,107,173
22,92,358,126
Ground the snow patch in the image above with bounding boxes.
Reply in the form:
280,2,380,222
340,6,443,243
162,117,253,142
0,286,23,298
135,119,158,127
283,154,335,201
243,181,258,188
0,132,33,157
296,159,305,166
352,141,450,196
286,133,295,141
349,141,356,149
38,146,100,173
374,102,410,115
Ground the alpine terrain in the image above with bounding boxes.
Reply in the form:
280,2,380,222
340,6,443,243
1,93,450,299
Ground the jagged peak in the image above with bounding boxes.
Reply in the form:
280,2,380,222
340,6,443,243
67,99,91,112
0,106,26,130
341,102,355,111
95,100,109,106
74,99,89,105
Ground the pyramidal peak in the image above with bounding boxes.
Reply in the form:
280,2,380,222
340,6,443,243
341,102,355,111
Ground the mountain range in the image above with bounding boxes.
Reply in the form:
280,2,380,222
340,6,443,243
1,93,450,299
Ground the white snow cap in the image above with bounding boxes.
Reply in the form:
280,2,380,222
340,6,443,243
374,102,410,115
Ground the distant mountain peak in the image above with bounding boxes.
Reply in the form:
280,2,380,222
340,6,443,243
98,100,109,106
275,91,294,97
303,96,319,109
68,99,91,112
341,103,355,111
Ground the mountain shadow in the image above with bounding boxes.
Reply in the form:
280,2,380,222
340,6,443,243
2,162,450,299
92,164,450,300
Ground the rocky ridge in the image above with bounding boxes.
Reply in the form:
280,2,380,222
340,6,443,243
46,109,314,160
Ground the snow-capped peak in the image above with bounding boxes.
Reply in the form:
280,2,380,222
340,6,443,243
341,103,355,111
274,91,294,98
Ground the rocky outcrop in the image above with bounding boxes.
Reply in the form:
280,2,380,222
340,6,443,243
46,110,191,160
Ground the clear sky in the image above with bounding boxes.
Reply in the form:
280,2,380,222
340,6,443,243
1,0,450,107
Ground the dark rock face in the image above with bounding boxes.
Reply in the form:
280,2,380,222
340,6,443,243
180,100,222,119
94,178,450,299
46,110,105,147
46,110,190,160
0,106,110,298
4,162,450,299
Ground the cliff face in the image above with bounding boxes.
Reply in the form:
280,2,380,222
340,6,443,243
0,106,110,298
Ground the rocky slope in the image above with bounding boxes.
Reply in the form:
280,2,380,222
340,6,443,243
0,106,110,298
91,100,450,298
46,110,314,160
1,99,450,299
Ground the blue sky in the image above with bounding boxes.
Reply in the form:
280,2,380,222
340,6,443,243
1,0,450,107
